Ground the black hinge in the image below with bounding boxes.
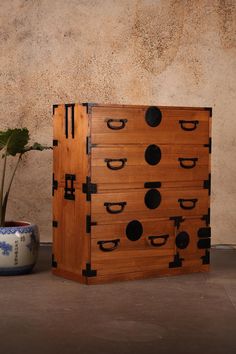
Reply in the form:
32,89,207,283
203,174,211,195
52,173,58,196
82,177,97,201
204,107,212,117
204,137,212,154
53,104,58,115
52,220,58,228
144,182,162,188
86,215,97,233
53,139,58,147
170,216,184,229
82,102,97,114
82,263,97,277
169,253,183,268
86,136,97,155
202,208,211,226
64,174,76,200
52,254,58,268
201,249,210,265
65,104,75,139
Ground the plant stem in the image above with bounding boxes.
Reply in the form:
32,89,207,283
0,148,8,226
1,153,22,225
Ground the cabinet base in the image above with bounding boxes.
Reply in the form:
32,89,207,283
52,265,210,285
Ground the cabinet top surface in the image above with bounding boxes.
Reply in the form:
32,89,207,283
53,102,212,112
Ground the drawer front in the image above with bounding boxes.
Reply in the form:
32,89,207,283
174,217,211,266
91,106,209,145
91,145,209,184
91,219,175,276
91,188,209,223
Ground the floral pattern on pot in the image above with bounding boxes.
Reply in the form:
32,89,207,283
0,222,39,275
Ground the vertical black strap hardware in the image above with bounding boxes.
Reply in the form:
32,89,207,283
65,104,75,139
203,174,211,196
52,254,58,268
169,253,183,268
53,139,58,146
86,136,97,155
64,174,76,200
204,137,212,154
86,215,97,233
170,216,184,229
82,177,97,201
82,263,97,277
202,208,211,226
52,173,58,196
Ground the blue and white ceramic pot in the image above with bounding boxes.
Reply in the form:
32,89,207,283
0,221,39,275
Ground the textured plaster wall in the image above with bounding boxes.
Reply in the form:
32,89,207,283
0,0,236,243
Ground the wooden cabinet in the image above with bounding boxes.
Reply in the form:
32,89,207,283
52,103,211,284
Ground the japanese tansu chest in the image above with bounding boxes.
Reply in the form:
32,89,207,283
52,103,211,284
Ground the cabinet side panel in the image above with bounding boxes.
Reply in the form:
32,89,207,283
52,104,90,280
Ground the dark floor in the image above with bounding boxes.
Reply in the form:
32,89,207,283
0,246,236,354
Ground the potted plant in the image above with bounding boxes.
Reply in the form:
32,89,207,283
0,128,51,275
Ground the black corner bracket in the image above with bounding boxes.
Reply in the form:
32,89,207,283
204,107,212,117
53,104,59,115
82,102,97,114
52,220,58,228
52,254,58,268
169,253,183,268
201,250,210,265
82,263,97,277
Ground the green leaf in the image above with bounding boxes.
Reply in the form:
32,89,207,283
23,143,52,153
0,128,29,156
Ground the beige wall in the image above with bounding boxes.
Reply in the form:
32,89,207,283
0,0,236,243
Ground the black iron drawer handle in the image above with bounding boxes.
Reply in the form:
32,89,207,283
148,234,169,247
97,239,120,252
105,158,127,170
106,118,128,130
179,120,199,131
178,157,198,169
178,198,198,210
104,202,127,214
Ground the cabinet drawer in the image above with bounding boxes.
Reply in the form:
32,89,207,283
91,188,209,223
91,144,209,184
91,218,175,276
91,106,209,145
91,216,211,276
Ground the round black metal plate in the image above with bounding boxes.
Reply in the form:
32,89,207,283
144,189,162,209
145,106,162,127
175,231,190,249
145,144,162,165
126,220,143,241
